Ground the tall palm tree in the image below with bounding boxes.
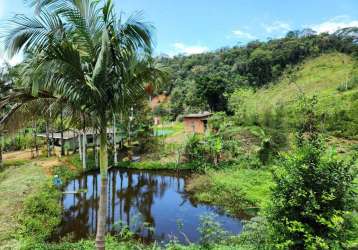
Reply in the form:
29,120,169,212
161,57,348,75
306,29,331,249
0,65,13,169
3,0,166,249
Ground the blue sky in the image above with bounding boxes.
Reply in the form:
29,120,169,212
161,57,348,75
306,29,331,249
1,0,358,63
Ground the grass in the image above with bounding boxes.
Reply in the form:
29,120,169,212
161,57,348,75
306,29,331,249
116,160,195,170
187,165,274,215
245,53,356,114
3,159,32,168
0,162,47,248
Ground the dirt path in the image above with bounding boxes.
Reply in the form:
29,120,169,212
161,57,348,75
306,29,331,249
3,149,76,175
2,150,35,161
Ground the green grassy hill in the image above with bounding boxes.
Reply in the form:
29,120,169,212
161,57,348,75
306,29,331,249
236,52,358,141
246,53,357,113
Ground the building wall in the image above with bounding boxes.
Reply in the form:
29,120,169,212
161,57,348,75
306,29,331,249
183,118,206,133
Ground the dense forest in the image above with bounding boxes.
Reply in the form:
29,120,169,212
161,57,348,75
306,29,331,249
156,28,358,117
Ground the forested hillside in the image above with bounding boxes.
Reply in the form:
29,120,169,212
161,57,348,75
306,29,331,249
230,52,358,140
157,30,358,118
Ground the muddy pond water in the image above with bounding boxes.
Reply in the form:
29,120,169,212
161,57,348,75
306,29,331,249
56,168,243,244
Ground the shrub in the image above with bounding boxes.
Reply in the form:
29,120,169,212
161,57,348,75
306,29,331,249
18,182,61,244
267,142,357,249
198,213,230,248
236,216,272,249
266,92,358,249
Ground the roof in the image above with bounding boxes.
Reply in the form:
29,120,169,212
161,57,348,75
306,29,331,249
183,112,211,119
37,131,77,140
36,128,116,139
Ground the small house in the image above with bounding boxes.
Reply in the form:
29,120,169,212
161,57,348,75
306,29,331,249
183,112,211,134
36,128,121,153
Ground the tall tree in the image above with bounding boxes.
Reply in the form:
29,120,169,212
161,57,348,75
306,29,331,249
3,1,166,249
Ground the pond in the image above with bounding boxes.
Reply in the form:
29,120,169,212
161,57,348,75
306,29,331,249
56,169,243,244
154,129,175,136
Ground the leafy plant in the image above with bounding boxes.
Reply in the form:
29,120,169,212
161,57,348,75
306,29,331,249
266,93,357,249
18,182,61,245
198,213,229,247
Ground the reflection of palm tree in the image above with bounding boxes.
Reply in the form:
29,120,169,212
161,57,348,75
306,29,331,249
59,169,200,243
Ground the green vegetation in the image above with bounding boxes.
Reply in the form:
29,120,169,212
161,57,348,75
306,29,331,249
267,96,357,249
230,53,358,140
117,161,193,170
187,166,274,214
0,163,47,248
18,182,61,247
267,143,357,249
158,32,357,117
0,1,357,248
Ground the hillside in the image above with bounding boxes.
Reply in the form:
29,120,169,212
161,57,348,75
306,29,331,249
158,33,358,117
229,52,358,141
243,53,357,113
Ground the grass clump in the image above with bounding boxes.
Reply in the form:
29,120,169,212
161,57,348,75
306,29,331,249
18,182,61,246
116,160,195,170
187,165,274,215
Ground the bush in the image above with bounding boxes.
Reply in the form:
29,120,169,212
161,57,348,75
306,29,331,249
236,216,272,249
267,142,357,249
18,182,61,244
52,164,80,186
198,213,230,247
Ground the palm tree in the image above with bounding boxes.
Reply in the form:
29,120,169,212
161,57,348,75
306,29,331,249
3,1,166,249
0,65,13,169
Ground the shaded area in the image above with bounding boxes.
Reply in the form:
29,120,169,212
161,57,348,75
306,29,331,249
55,169,243,243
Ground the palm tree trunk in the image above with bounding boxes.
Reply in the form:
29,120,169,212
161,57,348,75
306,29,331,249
0,132,3,170
113,115,117,166
82,116,87,170
46,118,51,157
33,121,38,158
94,130,99,168
82,130,87,170
51,129,55,156
78,133,82,160
96,121,108,250
60,106,65,156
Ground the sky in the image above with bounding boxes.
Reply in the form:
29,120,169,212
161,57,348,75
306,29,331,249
1,0,358,64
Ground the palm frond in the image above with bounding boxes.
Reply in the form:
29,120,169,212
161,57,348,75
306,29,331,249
4,11,64,57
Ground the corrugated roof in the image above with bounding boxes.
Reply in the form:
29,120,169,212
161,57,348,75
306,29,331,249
36,128,116,139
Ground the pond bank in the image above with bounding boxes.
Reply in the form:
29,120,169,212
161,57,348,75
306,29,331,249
186,166,274,215
0,155,275,249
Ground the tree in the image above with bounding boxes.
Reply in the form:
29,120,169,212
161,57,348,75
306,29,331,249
3,1,166,249
195,75,230,112
267,97,357,249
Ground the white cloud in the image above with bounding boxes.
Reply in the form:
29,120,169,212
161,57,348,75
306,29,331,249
232,29,256,40
171,42,209,56
310,16,358,34
262,21,291,33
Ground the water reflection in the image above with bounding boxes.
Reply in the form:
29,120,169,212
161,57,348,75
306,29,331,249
57,169,243,243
